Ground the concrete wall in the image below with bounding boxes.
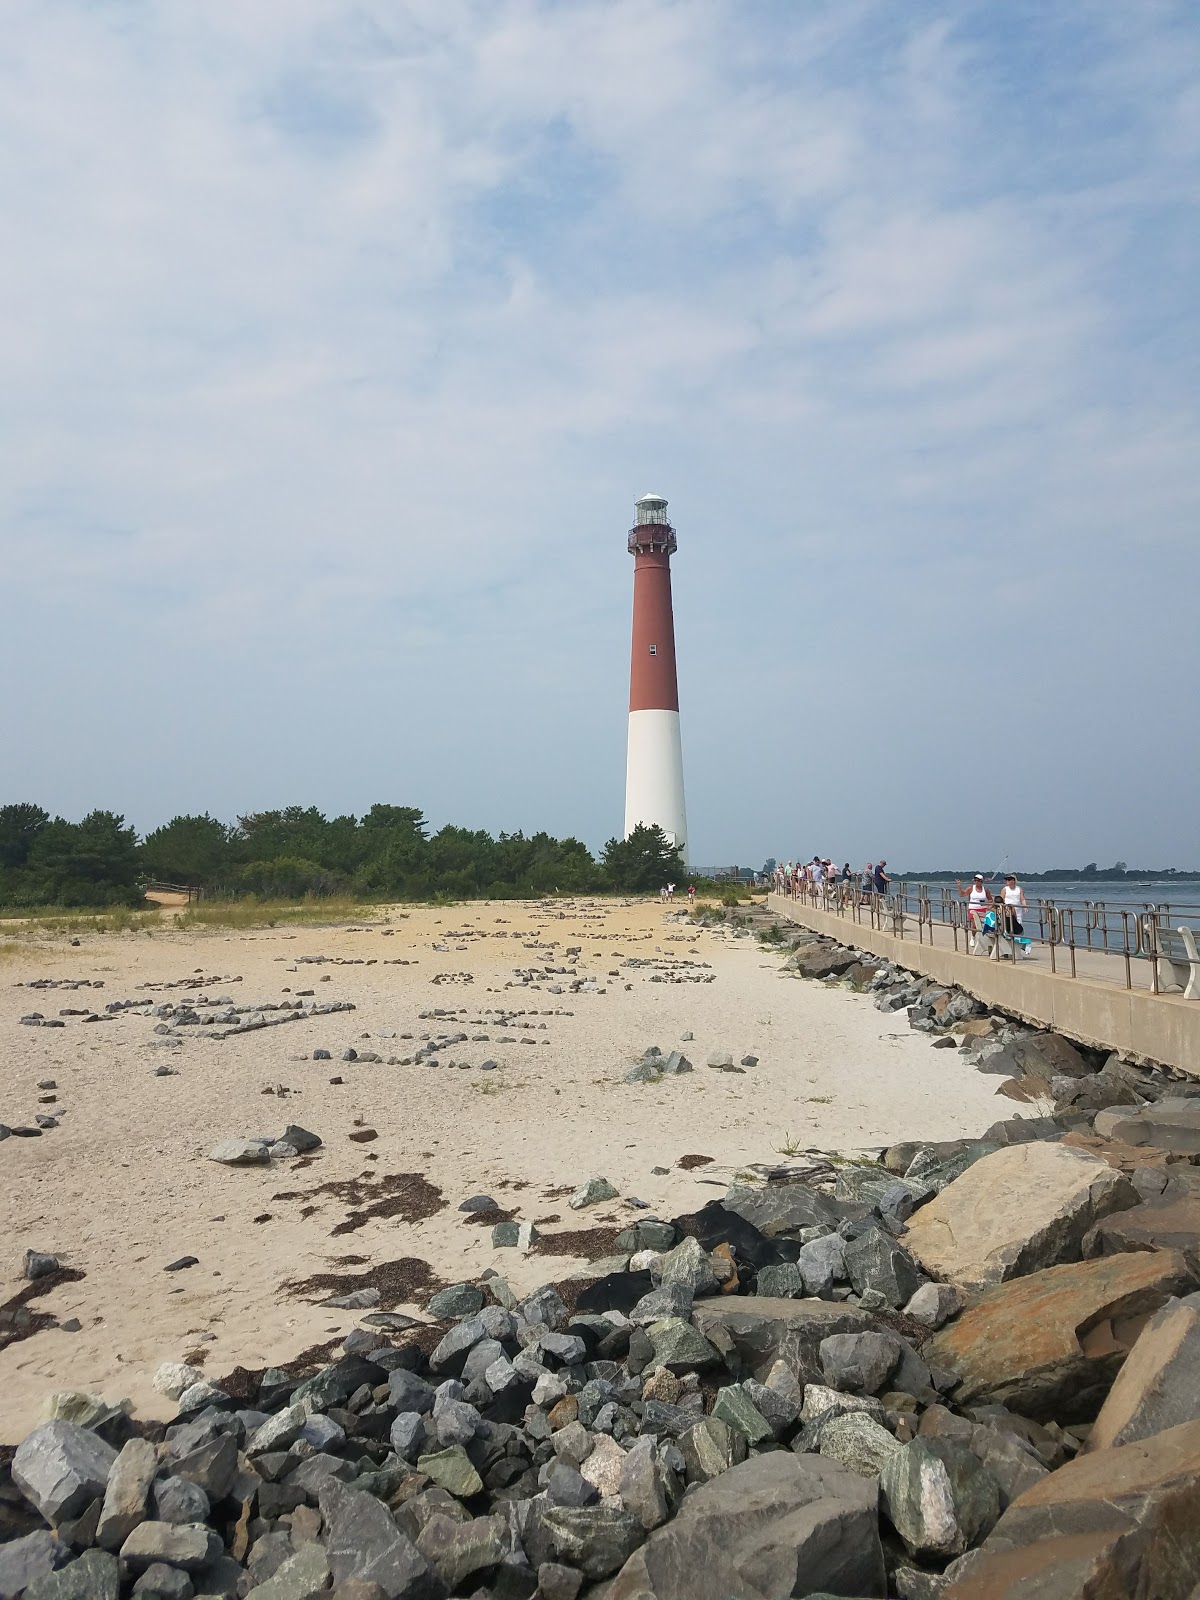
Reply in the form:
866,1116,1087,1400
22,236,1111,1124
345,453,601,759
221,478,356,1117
767,893,1200,1077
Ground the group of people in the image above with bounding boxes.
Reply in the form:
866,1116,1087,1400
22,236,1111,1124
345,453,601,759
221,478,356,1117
957,872,1031,951
774,858,891,904
658,882,698,905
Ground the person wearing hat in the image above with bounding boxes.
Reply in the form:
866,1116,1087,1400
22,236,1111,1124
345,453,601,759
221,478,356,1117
956,873,993,936
1000,873,1027,937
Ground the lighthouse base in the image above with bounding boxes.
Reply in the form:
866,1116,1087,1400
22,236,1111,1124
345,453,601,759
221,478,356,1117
624,708,688,862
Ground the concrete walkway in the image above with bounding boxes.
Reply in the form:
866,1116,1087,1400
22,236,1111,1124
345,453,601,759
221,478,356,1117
767,892,1200,1076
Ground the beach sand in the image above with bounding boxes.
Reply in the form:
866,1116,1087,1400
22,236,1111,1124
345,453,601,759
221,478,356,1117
0,898,1005,1439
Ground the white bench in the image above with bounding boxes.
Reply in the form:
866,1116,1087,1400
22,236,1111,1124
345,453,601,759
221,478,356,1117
1157,924,1200,1000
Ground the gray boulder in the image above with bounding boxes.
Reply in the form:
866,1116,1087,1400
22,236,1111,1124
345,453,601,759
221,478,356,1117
795,1233,846,1297
819,1332,901,1395
844,1229,922,1308
0,1533,72,1600
604,1451,885,1600
23,1551,119,1600
538,1505,643,1582
722,1184,843,1239
96,1438,157,1550
118,1525,218,1574
881,1437,1001,1559
816,1412,903,1478
12,1421,118,1524
317,1481,439,1600
152,1478,210,1526
693,1297,876,1385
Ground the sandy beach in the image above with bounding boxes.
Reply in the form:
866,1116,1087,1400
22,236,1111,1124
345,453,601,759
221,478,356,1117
0,898,1006,1440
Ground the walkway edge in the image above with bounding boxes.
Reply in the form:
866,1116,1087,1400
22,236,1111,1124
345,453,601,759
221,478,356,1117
766,893,1200,1078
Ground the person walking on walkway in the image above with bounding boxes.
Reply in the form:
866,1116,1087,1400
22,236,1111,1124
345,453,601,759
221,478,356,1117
873,860,890,897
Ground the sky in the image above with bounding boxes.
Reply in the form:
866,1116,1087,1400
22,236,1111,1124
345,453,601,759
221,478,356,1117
2,0,1198,872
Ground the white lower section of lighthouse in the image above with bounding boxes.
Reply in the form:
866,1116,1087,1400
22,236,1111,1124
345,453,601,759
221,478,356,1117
624,709,688,861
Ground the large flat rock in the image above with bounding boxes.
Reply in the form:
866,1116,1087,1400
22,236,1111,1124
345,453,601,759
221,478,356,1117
692,1297,876,1384
1093,1098,1200,1156
925,1249,1193,1421
944,1417,1200,1598
903,1142,1138,1290
602,1450,885,1600
1086,1298,1200,1451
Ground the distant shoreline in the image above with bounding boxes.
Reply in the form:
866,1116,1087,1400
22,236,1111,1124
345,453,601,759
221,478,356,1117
897,871,1200,884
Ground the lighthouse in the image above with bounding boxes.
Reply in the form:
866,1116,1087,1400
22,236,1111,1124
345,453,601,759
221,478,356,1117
624,492,688,862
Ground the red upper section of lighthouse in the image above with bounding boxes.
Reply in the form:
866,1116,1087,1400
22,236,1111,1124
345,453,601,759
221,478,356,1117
627,494,680,714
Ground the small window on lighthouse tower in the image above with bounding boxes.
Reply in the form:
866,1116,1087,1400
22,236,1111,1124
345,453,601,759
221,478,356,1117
649,644,657,656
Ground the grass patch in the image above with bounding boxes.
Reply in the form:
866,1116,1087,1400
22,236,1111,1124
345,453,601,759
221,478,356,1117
0,906,160,936
173,897,377,931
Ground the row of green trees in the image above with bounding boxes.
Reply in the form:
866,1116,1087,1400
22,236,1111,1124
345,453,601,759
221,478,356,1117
0,803,687,908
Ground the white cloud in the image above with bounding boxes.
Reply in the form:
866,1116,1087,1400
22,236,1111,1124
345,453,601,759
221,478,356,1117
0,0,1197,866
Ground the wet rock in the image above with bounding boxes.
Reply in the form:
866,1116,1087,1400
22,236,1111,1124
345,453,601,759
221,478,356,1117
882,1436,1001,1559
903,1143,1138,1291
317,1482,438,1600
13,1421,118,1524
926,1249,1193,1421
603,1451,884,1600
1086,1297,1200,1451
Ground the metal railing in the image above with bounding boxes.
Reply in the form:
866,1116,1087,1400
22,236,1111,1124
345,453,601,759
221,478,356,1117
771,879,1200,996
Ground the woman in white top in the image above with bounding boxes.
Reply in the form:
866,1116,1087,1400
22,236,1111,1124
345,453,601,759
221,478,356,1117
1001,874,1027,936
957,873,992,932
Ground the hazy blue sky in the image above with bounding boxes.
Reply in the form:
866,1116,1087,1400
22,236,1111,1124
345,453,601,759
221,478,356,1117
2,1,1197,870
